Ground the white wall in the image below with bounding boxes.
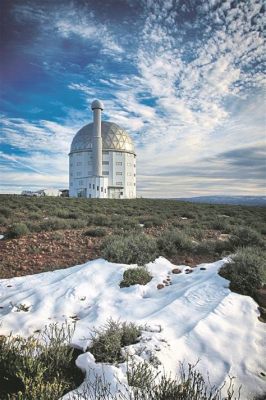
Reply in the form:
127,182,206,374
69,150,136,198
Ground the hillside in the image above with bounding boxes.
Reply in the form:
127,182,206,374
0,195,265,399
0,195,265,279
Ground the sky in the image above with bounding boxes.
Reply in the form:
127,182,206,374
0,0,265,198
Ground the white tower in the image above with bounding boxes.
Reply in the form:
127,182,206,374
92,99,104,177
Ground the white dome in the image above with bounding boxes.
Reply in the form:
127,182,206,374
70,121,135,154
91,99,104,110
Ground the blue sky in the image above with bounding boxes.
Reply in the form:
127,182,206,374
0,0,265,197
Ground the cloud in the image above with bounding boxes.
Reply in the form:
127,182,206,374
1,0,265,196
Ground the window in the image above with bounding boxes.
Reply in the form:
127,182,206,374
102,161,109,165
116,162,122,166
101,187,103,192
89,183,91,189
70,163,73,167
105,189,106,193
93,184,95,189
89,194,91,198
103,171,109,175
117,152,123,156
76,171,81,176
116,172,122,175
79,180,83,186
116,182,122,186
103,151,108,155
97,186,99,191
88,161,92,164
77,162,82,166
70,182,73,186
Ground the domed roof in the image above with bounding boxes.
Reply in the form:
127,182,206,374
91,99,104,110
70,121,135,154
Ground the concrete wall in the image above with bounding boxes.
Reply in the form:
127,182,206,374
69,149,136,198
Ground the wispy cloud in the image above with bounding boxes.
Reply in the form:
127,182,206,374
1,0,265,196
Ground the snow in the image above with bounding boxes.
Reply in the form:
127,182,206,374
0,234,4,240
0,257,265,399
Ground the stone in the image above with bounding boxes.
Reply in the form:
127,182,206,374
157,284,164,290
172,268,181,274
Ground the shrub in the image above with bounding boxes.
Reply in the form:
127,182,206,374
127,362,241,400
138,216,164,228
195,239,232,256
0,322,83,400
230,226,264,248
0,206,12,218
157,229,194,257
7,222,30,238
219,247,266,297
84,227,107,237
120,266,152,288
101,234,158,265
88,319,141,363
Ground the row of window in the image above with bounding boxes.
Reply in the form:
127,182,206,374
71,161,127,167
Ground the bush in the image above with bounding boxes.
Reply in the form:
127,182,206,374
157,229,194,257
101,234,158,265
0,206,12,218
195,239,232,256
120,266,152,288
219,247,266,297
0,322,83,400
7,223,30,238
88,319,141,363
230,226,264,248
84,227,107,237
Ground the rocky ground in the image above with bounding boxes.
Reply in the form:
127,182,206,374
0,227,216,279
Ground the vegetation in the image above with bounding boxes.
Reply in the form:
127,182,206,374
88,319,141,364
120,266,152,288
101,233,158,265
0,322,84,400
219,247,266,298
0,195,265,303
7,222,30,238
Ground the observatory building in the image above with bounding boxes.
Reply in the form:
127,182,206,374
69,100,136,199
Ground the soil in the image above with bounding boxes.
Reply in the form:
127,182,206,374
0,228,216,279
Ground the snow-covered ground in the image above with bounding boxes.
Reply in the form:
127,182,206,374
0,257,265,399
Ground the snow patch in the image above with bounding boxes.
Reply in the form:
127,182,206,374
0,257,265,399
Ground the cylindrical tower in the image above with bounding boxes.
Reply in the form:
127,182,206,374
91,99,104,177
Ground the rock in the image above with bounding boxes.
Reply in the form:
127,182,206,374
185,270,193,274
172,268,181,274
200,267,206,270
157,284,164,290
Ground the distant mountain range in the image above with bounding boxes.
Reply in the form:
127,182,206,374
174,196,266,206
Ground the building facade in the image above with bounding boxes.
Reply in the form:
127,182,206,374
69,100,136,199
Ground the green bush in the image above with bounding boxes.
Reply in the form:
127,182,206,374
7,222,30,238
230,226,264,248
195,239,232,256
120,266,152,288
101,234,158,265
84,227,107,237
219,247,266,297
0,206,12,218
157,229,194,257
0,322,83,400
88,319,141,363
